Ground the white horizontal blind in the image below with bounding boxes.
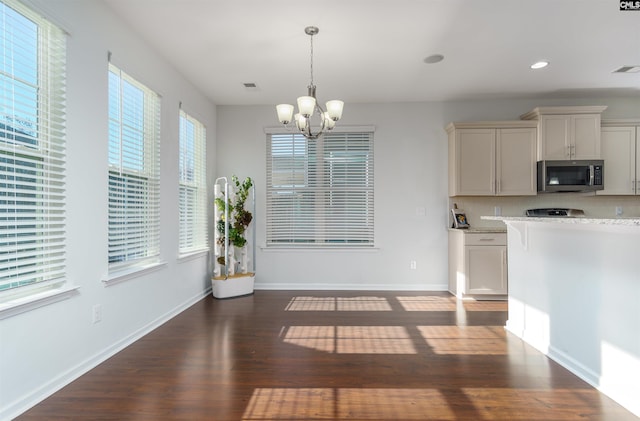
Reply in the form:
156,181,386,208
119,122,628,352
108,63,160,268
178,109,207,254
0,0,67,293
266,131,374,247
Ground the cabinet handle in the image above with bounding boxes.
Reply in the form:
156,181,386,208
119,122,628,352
479,238,495,241
566,145,571,158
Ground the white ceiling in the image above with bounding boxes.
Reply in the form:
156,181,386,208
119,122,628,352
103,0,640,106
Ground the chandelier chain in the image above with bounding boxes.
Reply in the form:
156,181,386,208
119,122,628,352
309,33,314,87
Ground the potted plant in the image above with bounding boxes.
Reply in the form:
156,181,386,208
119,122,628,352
212,175,255,298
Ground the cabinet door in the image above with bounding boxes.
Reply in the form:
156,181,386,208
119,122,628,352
598,126,637,195
455,129,495,195
540,115,570,159
465,246,507,295
496,128,536,195
572,114,601,159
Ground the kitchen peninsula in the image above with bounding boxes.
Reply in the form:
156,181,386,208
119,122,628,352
483,215,640,417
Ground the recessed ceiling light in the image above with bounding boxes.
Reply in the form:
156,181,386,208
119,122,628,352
424,54,444,64
530,61,549,70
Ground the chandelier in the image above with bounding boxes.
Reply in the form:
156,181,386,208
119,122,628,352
276,26,344,140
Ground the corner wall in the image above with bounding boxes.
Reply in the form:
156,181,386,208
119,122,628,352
0,1,216,419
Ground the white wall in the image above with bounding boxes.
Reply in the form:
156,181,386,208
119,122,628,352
0,1,216,419
216,97,640,291
217,103,450,290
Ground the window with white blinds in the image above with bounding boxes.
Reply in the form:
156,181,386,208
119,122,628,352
0,0,67,294
266,131,374,247
108,63,160,269
178,109,207,254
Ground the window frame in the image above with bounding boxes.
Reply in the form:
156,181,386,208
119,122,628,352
0,0,74,316
107,63,161,274
178,109,208,257
265,127,375,249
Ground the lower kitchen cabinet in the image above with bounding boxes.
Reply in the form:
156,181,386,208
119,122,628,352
448,230,508,299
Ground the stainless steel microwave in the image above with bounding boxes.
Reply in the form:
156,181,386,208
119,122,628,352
537,159,604,193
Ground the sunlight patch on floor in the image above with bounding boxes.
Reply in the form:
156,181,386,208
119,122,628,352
418,326,508,355
397,296,458,311
281,326,416,354
242,387,605,420
397,296,507,312
285,296,392,311
242,388,454,420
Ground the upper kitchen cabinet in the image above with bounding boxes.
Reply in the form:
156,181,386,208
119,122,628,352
520,106,607,160
597,120,640,196
447,121,537,196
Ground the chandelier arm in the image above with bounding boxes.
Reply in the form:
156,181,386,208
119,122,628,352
298,102,326,140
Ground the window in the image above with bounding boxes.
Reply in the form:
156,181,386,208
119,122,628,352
178,109,207,254
266,131,374,247
108,63,160,270
0,0,67,295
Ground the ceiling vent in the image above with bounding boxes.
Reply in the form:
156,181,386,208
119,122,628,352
613,65,640,73
243,82,259,91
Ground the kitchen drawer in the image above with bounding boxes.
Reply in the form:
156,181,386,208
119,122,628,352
463,232,506,246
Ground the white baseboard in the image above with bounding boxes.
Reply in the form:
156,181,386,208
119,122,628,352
546,345,600,389
254,282,449,291
2,289,211,421
505,324,639,418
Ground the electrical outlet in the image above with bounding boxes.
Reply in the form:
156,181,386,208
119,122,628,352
410,260,417,270
615,206,623,216
494,206,502,216
92,304,102,324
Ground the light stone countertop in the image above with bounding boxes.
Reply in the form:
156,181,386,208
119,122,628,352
482,216,640,226
448,227,507,233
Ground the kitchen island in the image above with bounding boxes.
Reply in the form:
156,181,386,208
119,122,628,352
483,216,640,417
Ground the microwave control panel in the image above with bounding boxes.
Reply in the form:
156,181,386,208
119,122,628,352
594,165,603,185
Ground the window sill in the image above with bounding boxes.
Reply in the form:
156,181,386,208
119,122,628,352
261,245,380,252
102,261,168,286
0,284,80,320
177,249,209,263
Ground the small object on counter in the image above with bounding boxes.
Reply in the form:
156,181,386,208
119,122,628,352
451,208,470,228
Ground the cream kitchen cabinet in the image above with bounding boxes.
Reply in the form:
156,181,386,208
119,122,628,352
520,106,607,160
598,120,640,195
448,230,507,299
446,121,537,196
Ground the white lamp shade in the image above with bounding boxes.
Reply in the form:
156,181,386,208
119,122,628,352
295,113,308,131
276,104,294,124
297,96,316,117
324,112,336,130
326,100,344,121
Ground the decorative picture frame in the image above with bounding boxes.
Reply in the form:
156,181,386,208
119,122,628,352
451,208,470,229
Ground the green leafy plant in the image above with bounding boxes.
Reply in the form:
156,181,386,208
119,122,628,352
215,175,253,255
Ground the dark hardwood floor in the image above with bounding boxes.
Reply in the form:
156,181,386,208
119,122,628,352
17,291,637,420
